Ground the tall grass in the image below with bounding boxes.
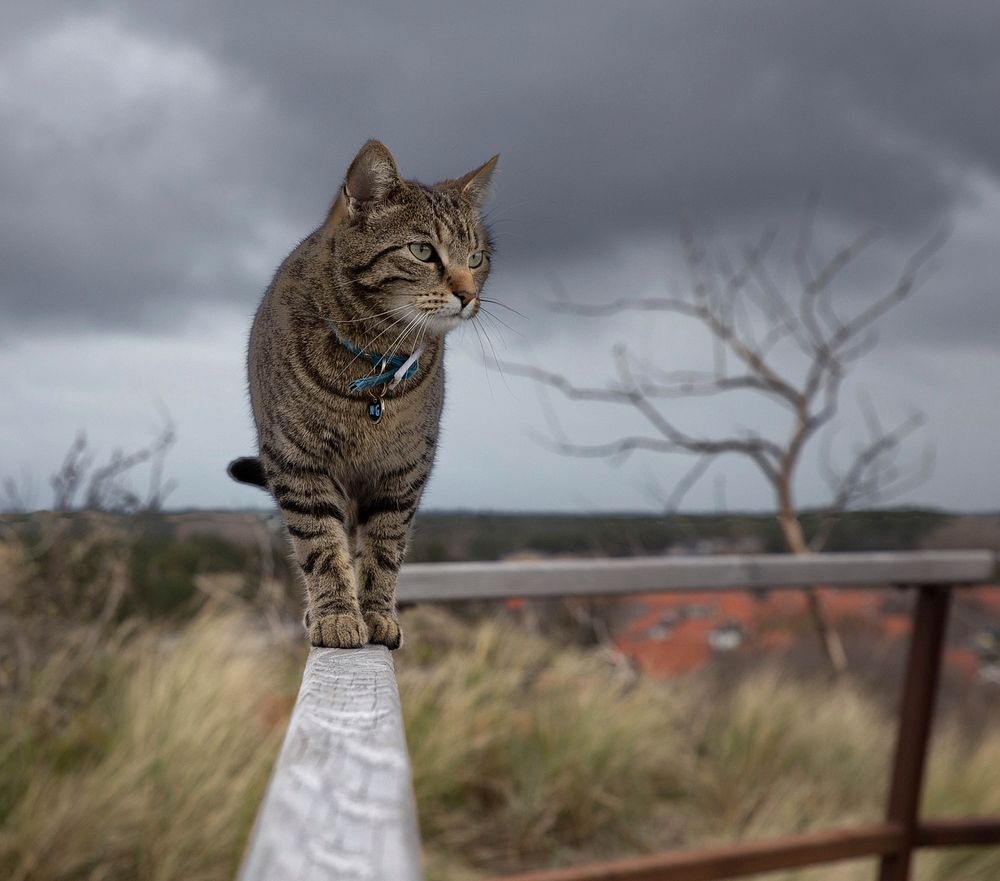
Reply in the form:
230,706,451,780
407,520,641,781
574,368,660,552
399,608,696,875
396,607,1000,881
0,613,303,881
1,606,998,881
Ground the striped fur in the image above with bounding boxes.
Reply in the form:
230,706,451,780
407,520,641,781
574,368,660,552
245,141,497,649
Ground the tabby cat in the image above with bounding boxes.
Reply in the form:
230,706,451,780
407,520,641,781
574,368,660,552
229,140,497,649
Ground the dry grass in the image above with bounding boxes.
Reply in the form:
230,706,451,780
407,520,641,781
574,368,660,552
398,607,697,875
1,606,998,881
0,612,304,881
396,607,1000,881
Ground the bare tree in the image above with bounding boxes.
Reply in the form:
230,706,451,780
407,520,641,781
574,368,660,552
49,417,177,513
0,414,180,633
0,469,35,514
504,214,943,674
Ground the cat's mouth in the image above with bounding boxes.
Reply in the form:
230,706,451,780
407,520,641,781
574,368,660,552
429,313,463,333
418,298,479,334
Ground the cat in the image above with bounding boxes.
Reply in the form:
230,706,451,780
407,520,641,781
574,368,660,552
228,140,497,649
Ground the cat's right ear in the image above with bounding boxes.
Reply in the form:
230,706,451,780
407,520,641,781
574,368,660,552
443,154,499,207
342,140,401,215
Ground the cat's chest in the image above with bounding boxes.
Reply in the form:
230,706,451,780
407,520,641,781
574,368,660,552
336,391,439,442
313,369,443,464
332,397,441,493
279,322,445,464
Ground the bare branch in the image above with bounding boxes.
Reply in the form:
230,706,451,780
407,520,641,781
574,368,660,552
857,388,884,440
830,227,948,350
801,229,882,341
794,188,822,294
549,233,805,409
50,432,93,510
725,227,779,298
501,359,783,483
526,432,698,461
547,295,701,320
615,347,790,403
546,272,581,308
749,257,815,356
713,227,778,354
1,469,35,513
837,328,879,364
143,415,178,511
636,374,776,399
500,359,645,406
661,456,714,512
809,411,929,550
637,456,717,516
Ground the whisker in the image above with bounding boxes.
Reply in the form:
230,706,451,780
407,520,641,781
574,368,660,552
479,298,527,320
476,308,507,341
358,311,416,351
478,314,511,354
385,314,425,362
379,312,426,368
402,315,431,391
478,307,521,337
416,313,431,352
332,312,414,383
332,304,412,323
469,319,496,400
475,317,514,396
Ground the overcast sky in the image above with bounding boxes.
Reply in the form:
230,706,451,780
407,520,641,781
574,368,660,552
2,1,998,513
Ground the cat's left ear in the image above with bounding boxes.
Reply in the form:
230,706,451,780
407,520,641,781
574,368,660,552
343,140,402,214
444,155,499,207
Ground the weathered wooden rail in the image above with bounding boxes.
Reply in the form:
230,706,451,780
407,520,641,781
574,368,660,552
237,550,998,881
237,645,422,881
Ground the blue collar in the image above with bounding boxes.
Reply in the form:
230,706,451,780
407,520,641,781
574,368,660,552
326,321,420,393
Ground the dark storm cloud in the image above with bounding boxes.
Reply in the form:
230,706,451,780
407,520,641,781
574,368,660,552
2,0,999,338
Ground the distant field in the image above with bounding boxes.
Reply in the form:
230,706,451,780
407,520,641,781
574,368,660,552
7,507,993,561
409,508,998,561
2,510,996,677
112,506,996,562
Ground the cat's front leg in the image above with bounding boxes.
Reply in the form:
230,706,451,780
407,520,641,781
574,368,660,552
355,501,416,650
272,474,368,648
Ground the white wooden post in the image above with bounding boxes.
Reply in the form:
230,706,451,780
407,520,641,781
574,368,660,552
237,645,423,881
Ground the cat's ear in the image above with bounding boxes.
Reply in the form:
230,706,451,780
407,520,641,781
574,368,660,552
343,140,401,212
443,154,499,206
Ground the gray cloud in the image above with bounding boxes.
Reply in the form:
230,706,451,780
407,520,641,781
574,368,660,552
2,1,999,514
2,0,999,345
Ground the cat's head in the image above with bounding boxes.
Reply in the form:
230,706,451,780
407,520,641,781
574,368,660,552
327,140,497,338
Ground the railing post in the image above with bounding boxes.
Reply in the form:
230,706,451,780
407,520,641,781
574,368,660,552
878,585,952,881
237,646,423,881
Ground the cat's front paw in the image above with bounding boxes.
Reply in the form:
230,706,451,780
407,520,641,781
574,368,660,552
309,611,369,648
364,610,402,650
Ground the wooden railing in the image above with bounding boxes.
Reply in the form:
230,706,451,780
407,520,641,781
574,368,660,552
237,551,998,881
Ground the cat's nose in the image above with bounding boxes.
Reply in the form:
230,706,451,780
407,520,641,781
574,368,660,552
447,268,476,308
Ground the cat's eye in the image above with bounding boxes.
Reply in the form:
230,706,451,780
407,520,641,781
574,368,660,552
409,242,436,262
468,250,486,269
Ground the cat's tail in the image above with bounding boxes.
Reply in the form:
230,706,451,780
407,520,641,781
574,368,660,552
227,456,268,489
